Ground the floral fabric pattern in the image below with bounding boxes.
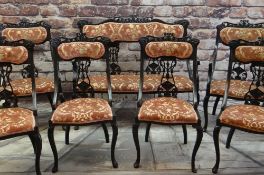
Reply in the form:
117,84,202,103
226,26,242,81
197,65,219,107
57,42,105,60
220,105,264,133
51,98,112,124
145,42,193,59
138,97,198,124
210,80,252,98
2,27,48,44
235,46,264,63
80,74,193,93
220,27,264,44
83,22,184,42
0,107,35,137
0,46,28,64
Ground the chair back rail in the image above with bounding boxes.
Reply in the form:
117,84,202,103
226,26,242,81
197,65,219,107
138,34,200,110
50,33,112,108
0,37,36,112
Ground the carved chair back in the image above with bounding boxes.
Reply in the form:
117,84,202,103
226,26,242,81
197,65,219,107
221,38,264,110
0,37,36,110
138,34,200,108
0,21,51,78
78,16,189,75
211,20,264,81
50,34,112,107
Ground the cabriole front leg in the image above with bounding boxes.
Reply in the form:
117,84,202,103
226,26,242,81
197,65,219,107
212,125,222,174
133,119,140,168
111,120,118,168
48,123,58,173
191,125,203,173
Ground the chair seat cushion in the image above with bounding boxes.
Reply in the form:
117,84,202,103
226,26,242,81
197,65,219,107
10,77,54,96
220,105,264,133
138,97,198,124
51,98,112,124
87,74,193,93
210,80,251,98
0,107,35,137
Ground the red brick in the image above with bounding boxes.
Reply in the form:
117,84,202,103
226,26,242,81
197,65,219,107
20,5,39,16
15,0,49,4
59,5,77,17
136,6,154,17
207,0,241,7
91,0,128,5
78,6,96,17
244,0,264,6
116,6,137,16
172,7,192,17
154,6,172,17
0,5,19,16
49,0,70,4
40,6,58,16
96,6,117,17
248,7,264,18
229,7,247,18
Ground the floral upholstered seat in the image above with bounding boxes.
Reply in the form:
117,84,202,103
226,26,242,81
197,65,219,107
9,77,54,96
51,98,112,124
138,97,198,124
210,80,252,99
0,107,35,137
220,105,264,133
86,74,193,93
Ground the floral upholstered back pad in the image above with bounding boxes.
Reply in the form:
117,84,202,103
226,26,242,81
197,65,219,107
2,27,48,44
82,22,184,42
235,46,264,63
220,27,264,44
57,42,105,60
145,41,193,59
0,46,28,64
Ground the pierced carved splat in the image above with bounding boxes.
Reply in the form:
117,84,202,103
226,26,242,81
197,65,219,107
145,60,161,74
109,45,121,75
231,62,247,80
157,59,178,97
21,64,38,78
73,60,94,98
245,63,264,105
0,64,17,107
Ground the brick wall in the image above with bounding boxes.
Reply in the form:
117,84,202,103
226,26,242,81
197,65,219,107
0,0,264,103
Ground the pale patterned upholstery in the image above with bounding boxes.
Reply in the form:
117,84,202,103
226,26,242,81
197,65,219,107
210,80,252,98
220,105,264,133
2,27,48,44
57,42,105,60
145,42,193,59
220,27,264,44
138,97,198,124
0,46,28,64
235,46,264,63
82,22,184,42
80,74,193,93
51,98,112,124
0,108,35,137
0,77,54,96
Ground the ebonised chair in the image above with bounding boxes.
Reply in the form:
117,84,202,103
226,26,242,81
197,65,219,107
48,33,118,172
203,20,264,132
133,33,203,173
0,21,54,111
212,37,264,173
0,37,42,175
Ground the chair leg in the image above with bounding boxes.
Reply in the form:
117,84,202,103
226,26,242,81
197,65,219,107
102,123,109,143
48,123,58,173
133,119,140,168
226,128,235,149
111,121,118,168
212,125,222,174
28,134,36,154
182,125,187,144
191,125,203,173
65,126,70,145
34,131,42,175
145,123,151,142
212,96,220,115
47,93,55,110
203,95,210,132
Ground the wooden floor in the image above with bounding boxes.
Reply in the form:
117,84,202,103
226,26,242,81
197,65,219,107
0,100,264,175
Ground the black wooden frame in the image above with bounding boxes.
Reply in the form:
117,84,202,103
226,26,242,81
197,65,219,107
132,34,203,173
0,20,54,111
212,38,264,174
0,37,42,175
203,20,264,131
48,33,118,172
